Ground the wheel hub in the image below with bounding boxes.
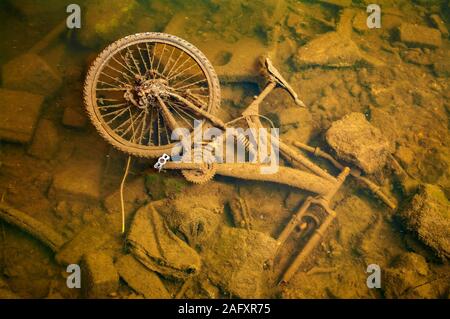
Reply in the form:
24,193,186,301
124,77,170,110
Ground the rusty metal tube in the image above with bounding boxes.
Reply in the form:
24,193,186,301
215,163,334,195
279,209,336,284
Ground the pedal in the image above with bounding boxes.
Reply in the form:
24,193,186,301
264,57,306,107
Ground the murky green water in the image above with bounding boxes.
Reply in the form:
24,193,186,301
0,0,449,299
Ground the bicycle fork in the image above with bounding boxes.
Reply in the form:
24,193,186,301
276,167,351,285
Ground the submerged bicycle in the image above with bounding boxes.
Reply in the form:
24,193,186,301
84,32,395,283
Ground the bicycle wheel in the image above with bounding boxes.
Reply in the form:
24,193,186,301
84,32,221,158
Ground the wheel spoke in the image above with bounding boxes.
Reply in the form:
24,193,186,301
105,107,131,125
161,46,176,76
137,45,149,73
127,47,142,76
175,79,207,91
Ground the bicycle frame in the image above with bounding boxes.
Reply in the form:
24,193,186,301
163,57,353,283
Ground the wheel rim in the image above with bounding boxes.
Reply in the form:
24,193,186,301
86,34,218,155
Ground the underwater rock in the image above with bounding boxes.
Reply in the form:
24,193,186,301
0,88,44,143
203,226,277,298
159,193,222,248
401,49,434,66
382,14,404,31
429,14,449,38
81,252,119,298
115,254,171,299
55,226,111,265
326,112,392,174
293,31,383,68
28,119,60,160
294,9,383,68
2,53,62,96
294,32,362,68
126,203,201,280
398,23,442,48
62,107,87,129
383,252,434,299
398,184,450,259
50,157,103,202
433,58,450,77
77,0,138,48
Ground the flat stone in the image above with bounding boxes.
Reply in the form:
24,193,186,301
326,112,392,174
294,32,357,67
293,32,384,68
2,53,62,96
0,88,44,143
28,119,59,160
398,184,450,259
55,226,111,265
62,107,87,128
115,254,171,299
81,252,119,298
50,157,103,201
203,226,277,298
398,23,442,48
